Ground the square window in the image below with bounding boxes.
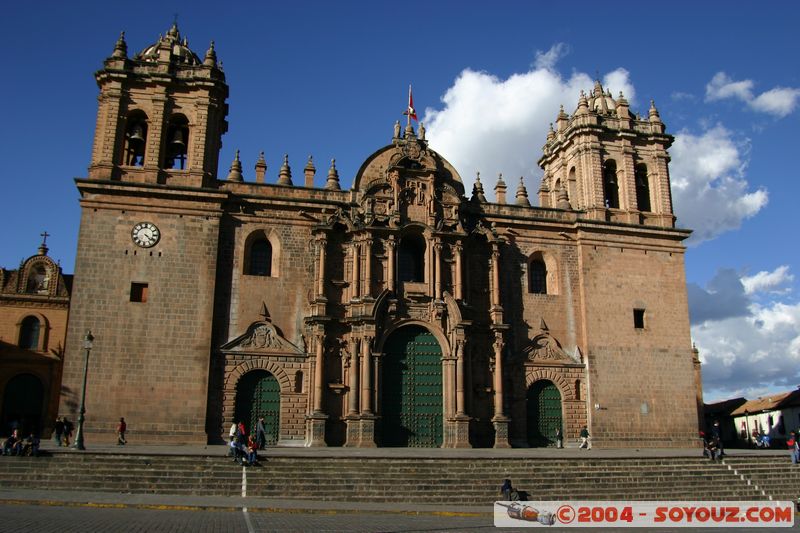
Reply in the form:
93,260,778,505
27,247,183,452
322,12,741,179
633,308,645,329
130,282,148,303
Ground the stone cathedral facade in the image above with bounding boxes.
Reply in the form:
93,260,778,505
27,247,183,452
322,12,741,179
60,25,701,447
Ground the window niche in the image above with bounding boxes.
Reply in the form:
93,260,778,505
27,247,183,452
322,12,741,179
635,164,651,212
398,233,426,283
164,114,189,170
633,308,645,329
602,159,619,209
244,230,280,277
528,254,547,294
122,111,148,167
130,282,149,303
19,316,41,350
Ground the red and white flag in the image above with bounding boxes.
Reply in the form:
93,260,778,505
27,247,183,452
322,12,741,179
406,84,418,122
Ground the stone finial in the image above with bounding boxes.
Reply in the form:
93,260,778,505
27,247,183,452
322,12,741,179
277,154,293,186
494,173,507,204
540,318,549,331
576,90,589,115
325,159,341,190
226,150,243,182
472,172,487,203
515,177,531,206
419,122,426,140
38,231,50,256
404,123,415,138
616,90,630,119
556,180,572,210
556,105,569,131
546,123,555,142
304,155,316,187
112,31,127,59
593,79,604,97
255,151,267,183
538,171,550,194
203,41,217,67
649,99,662,122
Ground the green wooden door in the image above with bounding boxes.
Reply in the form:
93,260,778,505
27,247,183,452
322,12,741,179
381,326,443,447
234,370,280,445
526,380,562,447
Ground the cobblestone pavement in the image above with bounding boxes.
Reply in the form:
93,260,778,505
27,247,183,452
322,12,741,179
0,504,797,532
0,503,505,532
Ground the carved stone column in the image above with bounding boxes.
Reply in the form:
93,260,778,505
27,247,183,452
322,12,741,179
456,340,466,416
360,336,373,414
492,332,510,448
352,240,360,299
434,241,442,300
347,339,359,415
386,237,396,292
316,236,327,298
363,239,372,298
307,334,328,446
453,242,463,300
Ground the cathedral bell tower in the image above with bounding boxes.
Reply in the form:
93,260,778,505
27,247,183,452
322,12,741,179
538,81,675,227
88,24,228,187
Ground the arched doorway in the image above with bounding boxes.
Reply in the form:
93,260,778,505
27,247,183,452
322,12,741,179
526,380,562,447
380,325,443,447
234,370,280,445
2,374,44,436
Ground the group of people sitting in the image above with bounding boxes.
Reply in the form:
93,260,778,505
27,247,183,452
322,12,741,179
2,429,40,457
228,419,261,466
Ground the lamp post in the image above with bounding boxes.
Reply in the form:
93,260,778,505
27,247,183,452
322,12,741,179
72,330,94,450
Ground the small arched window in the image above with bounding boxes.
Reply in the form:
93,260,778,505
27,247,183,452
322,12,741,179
19,316,40,350
603,160,619,209
249,239,273,276
635,164,651,212
398,233,426,283
165,115,189,170
122,111,148,167
528,254,547,294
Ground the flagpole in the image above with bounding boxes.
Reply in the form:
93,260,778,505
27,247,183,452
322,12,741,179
407,84,412,128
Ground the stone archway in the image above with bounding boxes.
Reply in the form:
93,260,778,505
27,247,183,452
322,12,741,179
2,373,44,436
526,379,562,447
233,370,280,445
379,325,443,447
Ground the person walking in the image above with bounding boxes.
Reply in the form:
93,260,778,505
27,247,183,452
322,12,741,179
579,426,591,449
62,417,73,447
53,417,64,447
712,420,724,457
117,417,127,445
555,427,563,449
256,417,267,450
788,431,798,465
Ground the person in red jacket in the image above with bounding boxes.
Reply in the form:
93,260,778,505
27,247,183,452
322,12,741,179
117,417,127,445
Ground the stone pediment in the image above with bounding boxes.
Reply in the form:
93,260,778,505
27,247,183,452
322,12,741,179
221,320,303,355
522,320,580,364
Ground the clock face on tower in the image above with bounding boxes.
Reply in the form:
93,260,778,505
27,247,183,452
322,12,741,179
131,222,160,248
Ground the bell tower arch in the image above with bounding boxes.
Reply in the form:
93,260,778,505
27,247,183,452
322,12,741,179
89,24,228,187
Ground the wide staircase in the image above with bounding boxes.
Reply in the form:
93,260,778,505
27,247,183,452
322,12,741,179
723,456,800,503
0,453,780,503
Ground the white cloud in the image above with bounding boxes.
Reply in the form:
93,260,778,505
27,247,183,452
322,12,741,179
705,71,800,118
533,43,569,70
423,46,634,200
750,87,800,117
742,265,794,295
691,267,800,400
705,72,753,102
424,55,766,245
669,125,767,244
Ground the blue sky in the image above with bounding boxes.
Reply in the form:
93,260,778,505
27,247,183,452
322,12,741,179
1,2,798,401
